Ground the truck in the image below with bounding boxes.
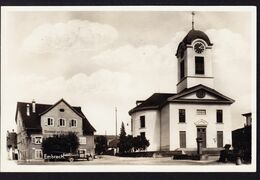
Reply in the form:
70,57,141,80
44,151,94,162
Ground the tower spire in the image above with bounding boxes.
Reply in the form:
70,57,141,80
192,11,195,30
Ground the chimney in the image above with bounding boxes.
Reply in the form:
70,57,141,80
136,100,144,106
26,104,30,116
32,99,36,113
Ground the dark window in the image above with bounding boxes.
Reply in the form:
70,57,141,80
179,109,186,123
217,131,223,148
70,119,77,127
140,116,145,128
180,60,185,79
47,118,54,126
195,56,204,74
179,131,186,148
59,119,65,127
59,108,65,112
217,110,223,123
140,132,145,138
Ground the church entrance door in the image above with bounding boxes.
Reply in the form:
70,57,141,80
197,127,206,148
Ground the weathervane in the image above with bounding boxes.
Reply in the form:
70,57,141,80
192,11,195,30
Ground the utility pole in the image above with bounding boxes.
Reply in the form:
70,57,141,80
115,107,117,139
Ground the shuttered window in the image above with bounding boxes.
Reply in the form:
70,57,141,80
179,131,186,148
45,117,54,126
217,110,223,123
70,119,77,127
59,118,66,127
179,109,186,123
217,131,223,148
140,116,145,128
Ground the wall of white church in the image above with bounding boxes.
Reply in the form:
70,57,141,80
169,103,232,150
160,105,170,151
131,110,161,151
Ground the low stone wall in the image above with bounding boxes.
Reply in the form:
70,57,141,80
116,149,223,158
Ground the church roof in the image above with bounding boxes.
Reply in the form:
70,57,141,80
182,29,212,46
15,99,96,135
176,29,213,58
167,84,235,104
128,84,234,115
128,93,176,115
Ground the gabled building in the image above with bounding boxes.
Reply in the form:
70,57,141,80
129,16,235,152
15,99,96,161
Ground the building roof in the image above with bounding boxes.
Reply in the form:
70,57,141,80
15,99,96,135
168,84,235,104
176,29,213,58
129,84,234,115
108,138,119,148
128,93,176,115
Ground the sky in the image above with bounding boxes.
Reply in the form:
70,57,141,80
1,7,255,137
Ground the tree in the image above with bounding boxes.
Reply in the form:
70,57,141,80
119,122,126,139
95,136,108,155
118,122,127,154
133,135,150,151
117,122,150,154
42,132,79,155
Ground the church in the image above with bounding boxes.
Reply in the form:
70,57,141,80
129,13,235,152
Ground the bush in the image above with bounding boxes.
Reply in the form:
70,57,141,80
95,136,108,155
42,132,79,155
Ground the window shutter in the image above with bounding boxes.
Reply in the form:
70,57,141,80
45,119,48,126
32,137,35,144
69,120,71,127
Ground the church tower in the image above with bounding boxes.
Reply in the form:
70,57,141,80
175,12,214,93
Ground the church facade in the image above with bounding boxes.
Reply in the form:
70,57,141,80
129,22,235,152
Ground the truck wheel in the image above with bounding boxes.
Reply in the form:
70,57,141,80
68,157,74,162
88,156,93,161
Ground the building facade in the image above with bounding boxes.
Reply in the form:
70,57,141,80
232,113,252,162
6,129,18,160
129,25,234,152
15,99,96,161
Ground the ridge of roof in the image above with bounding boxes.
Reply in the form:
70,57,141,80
15,99,96,134
39,98,85,119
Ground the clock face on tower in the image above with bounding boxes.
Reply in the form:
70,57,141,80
194,42,205,54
